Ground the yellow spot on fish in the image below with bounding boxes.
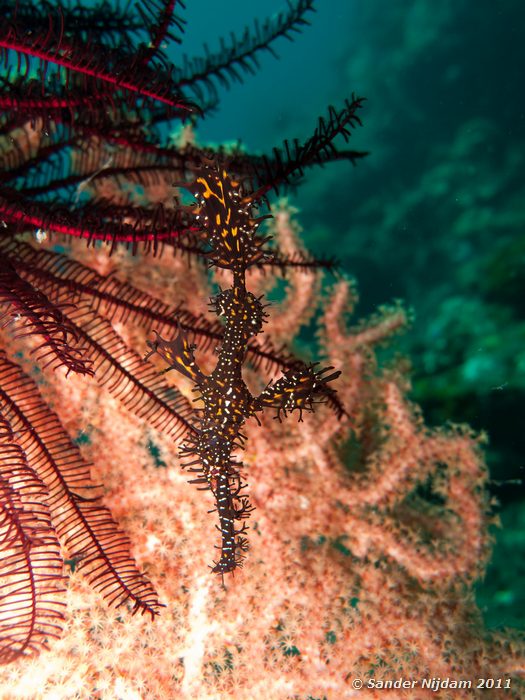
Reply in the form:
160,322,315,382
197,176,225,206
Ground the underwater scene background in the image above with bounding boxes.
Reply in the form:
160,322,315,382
0,0,525,684
177,0,525,629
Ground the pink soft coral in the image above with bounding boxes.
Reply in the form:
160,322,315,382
0,201,523,699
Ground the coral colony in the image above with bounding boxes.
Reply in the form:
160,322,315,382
0,0,524,697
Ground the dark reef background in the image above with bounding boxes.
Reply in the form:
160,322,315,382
72,1,525,629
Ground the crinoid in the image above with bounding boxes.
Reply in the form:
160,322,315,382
0,0,365,663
